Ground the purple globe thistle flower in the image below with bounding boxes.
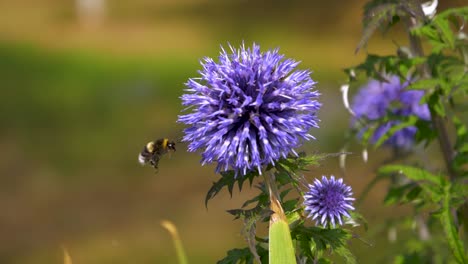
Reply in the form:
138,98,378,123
351,75,431,148
178,43,321,176
303,175,355,228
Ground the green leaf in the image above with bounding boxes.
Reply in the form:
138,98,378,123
384,183,415,205
217,246,268,264
242,184,269,209
227,207,271,220
437,19,455,49
427,89,447,117
453,116,468,173
286,211,302,227
414,119,437,145
405,185,423,202
408,78,442,90
374,116,418,148
378,165,442,185
412,6,468,53
378,165,445,203
205,170,258,207
356,3,400,54
269,219,297,264
436,184,468,264
282,198,299,213
334,246,357,264
276,153,324,173
292,225,355,264
450,180,468,208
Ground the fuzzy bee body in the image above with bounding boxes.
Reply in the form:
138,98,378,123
138,138,176,171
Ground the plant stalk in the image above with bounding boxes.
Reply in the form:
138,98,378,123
405,12,456,181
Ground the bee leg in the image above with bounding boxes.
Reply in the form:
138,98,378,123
150,154,160,170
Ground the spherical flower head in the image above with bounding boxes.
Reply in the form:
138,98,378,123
351,75,430,148
303,175,355,228
178,43,321,176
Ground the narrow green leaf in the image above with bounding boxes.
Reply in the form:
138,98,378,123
437,19,455,48
161,220,188,264
269,220,297,264
334,246,357,264
62,246,73,264
378,165,445,202
408,78,441,90
379,165,442,185
374,116,418,148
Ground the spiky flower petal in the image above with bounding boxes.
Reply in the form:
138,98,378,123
351,75,430,148
304,175,355,228
178,43,321,176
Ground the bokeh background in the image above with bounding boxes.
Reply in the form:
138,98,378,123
0,0,465,263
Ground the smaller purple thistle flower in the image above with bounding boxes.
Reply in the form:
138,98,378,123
351,75,431,148
303,175,355,228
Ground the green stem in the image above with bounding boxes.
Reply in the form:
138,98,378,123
404,1,467,248
264,172,286,222
405,12,456,181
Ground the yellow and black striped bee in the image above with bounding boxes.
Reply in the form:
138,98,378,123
138,138,176,171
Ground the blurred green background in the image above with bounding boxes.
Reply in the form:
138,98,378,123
0,0,465,263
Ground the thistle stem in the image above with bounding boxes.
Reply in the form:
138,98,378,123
405,13,456,181
264,172,287,223
405,3,464,234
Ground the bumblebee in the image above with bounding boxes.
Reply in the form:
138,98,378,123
138,138,176,171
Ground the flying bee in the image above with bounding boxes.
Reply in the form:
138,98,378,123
138,138,176,171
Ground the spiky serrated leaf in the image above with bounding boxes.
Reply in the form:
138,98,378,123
217,246,268,264
242,184,269,208
357,3,400,54
353,54,395,80
205,170,258,207
276,153,324,174
227,206,272,221
357,0,426,54
292,225,355,263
